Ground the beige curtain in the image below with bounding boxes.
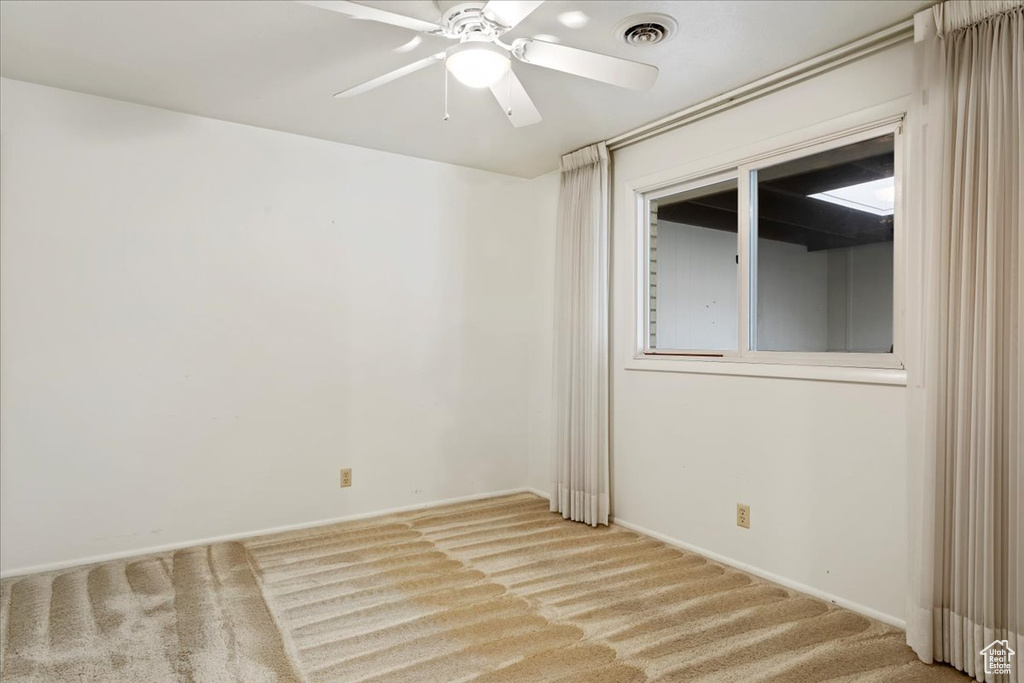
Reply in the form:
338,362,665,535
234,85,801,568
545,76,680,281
550,142,610,527
906,2,1023,681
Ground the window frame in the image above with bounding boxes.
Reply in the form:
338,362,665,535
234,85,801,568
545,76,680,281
632,115,905,375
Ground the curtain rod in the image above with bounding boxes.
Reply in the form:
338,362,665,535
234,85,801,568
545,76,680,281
604,19,914,152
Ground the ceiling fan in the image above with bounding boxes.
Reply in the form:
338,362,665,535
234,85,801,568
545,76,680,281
297,1,659,127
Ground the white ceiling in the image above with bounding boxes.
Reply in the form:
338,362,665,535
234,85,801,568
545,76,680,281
0,0,930,178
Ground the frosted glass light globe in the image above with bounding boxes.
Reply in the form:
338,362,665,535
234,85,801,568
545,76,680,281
446,43,510,88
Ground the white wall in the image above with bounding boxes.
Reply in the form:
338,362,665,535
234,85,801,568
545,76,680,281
654,222,738,351
654,221,890,355
755,238,828,351
0,78,550,574
827,242,895,352
610,43,913,624
524,171,559,496
828,249,851,351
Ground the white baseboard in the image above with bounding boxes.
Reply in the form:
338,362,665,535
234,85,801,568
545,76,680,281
611,516,906,630
0,487,537,580
6,488,898,631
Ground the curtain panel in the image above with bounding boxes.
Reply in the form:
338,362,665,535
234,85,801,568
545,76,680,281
907,2,1023,680
550,142,611,527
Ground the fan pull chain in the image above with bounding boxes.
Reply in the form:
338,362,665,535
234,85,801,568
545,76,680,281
443,65,450,122
506,67,512,117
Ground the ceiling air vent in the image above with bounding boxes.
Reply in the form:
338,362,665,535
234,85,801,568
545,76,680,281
615,14,677,47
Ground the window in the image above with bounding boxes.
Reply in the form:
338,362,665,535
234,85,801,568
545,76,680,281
648,176,739,353
639,120,901,369
751,134,895,353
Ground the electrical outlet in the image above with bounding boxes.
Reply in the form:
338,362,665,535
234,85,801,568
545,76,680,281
340,468,352,488
737,504,750,529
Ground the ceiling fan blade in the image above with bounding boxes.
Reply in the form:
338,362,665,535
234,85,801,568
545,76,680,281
296,1,442,34
334,52,444,98
481,0,545,29
513,39,658,91
489,70,542,127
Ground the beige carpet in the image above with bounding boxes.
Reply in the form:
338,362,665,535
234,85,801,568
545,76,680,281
1,493,969,682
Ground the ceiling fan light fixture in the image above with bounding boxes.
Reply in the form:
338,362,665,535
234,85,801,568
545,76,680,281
446,42,510,88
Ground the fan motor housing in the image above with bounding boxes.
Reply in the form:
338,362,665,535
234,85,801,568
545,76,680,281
439,2,500,40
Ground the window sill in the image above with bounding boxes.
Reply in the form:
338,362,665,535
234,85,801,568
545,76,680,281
624,355,907,386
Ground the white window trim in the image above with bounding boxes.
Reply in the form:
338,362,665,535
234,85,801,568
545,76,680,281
625,103,908,386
